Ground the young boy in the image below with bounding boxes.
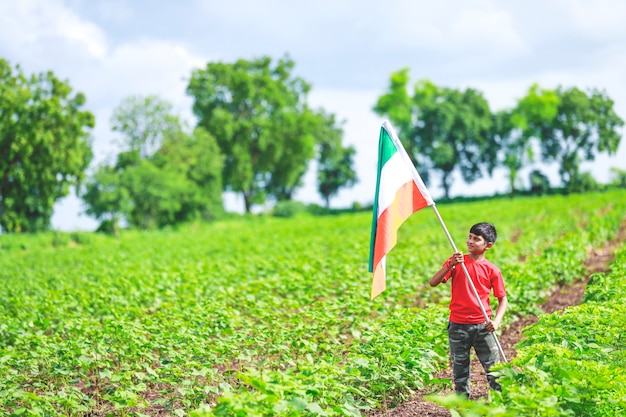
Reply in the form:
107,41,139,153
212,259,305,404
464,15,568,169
429,222,508,398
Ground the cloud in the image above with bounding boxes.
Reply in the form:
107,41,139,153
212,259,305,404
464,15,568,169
1,0,624,228
0,0,107,63
377,2,530,57
95,39,205,107
94,0,134,24
567,0,626,39
86,38,205,164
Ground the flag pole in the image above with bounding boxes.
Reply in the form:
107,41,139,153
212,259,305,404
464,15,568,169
430,205,508,363
377,120,505,362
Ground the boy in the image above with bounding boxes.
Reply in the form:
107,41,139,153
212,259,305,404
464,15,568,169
429,222,507,398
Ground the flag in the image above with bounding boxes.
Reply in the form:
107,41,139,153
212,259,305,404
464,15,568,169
368,121,434,300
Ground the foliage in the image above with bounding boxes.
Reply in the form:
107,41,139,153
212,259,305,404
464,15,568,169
187,55,348,212
432,232,626,417
374,74,624,198
374,73,494,198
568,171,603,193
272,200,307,218
496,84,560,195
609,167,626,188
81,96,224,230
0,59,95,233
525,86,624,190
81,164,131,236
528,169,551,195
263,109,324,202
316,112,358,207
1,190,625,415
150,127,224,223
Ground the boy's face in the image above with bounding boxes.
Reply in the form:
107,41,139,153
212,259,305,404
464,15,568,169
466,232,493,254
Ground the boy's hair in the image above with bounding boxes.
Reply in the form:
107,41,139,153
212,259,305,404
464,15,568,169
470,222,497,244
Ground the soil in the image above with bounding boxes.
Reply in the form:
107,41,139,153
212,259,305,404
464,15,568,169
366,227,626,417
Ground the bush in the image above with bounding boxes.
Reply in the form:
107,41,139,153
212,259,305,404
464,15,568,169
272,200,307,218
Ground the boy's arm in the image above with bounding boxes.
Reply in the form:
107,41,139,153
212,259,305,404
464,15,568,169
429,264,451,287
486,295,508,332
429,251,463,287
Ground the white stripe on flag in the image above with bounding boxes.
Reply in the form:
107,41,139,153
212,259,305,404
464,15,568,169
377,152,413,217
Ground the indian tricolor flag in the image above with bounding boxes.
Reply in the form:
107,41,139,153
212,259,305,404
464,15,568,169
368,121,434,300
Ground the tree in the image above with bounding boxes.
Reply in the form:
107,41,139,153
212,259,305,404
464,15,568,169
82,96,223,230
568,171,601,193
151,127,224,222
530,86,623,190
528,169,551,195
82,165,131,237
0,59,94,233
497,84,560,196
315,113,357,207
263,109,318,201
609,167,626,188
375,72,494,199
121,160,195,229
111,95,182,158
187,55,331,212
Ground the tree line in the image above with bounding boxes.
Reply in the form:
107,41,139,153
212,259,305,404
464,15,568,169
375,69,624,198
1,57,624,234
0,56,357,233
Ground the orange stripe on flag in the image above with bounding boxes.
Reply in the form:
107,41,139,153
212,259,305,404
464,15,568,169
371,180,430,299
371,262,386,300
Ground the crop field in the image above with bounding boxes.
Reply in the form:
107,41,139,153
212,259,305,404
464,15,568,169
1,189,625,416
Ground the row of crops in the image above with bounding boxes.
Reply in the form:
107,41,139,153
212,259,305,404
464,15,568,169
430,239,626,416
1,189,625,416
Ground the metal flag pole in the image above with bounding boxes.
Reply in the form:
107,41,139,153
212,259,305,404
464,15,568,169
430,205,508,363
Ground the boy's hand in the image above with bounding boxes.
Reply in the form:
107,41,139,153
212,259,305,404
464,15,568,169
448,251,464,267
485,319,499,332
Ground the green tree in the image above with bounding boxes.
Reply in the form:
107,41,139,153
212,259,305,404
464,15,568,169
375,72,494,198
316,113,357,207
530,86,623,190
82,96,223,230
151,127,224,222
497,84,560,196
121,160,194,229
111,95,182,158
609,167,626,188
263,109,318,201
82,165,131,237
568,171,601,193
0,59,94,233
187,55,330,212
528,169,551,195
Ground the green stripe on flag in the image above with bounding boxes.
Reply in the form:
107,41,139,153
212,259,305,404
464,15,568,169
368,126,398,272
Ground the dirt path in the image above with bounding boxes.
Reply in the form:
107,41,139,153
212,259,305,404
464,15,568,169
367,229,624,417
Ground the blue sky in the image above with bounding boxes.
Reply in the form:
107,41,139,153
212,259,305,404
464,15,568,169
1,0,625,231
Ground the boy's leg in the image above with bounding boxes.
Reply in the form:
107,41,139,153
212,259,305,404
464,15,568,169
474,324,502,391
448,322,471,398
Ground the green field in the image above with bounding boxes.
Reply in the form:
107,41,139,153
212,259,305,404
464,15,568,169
1,190,625,416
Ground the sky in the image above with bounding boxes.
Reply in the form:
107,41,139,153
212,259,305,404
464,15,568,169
1,0,625,231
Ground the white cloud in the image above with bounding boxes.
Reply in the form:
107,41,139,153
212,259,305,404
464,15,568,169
375,1,530,58
567,0,626,39
94,0,134,24
0,0,623,229
0,0,107,61
85,38,204,165
97,39,204,107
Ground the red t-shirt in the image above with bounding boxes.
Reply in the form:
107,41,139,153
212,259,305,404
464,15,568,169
442,254,506,324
